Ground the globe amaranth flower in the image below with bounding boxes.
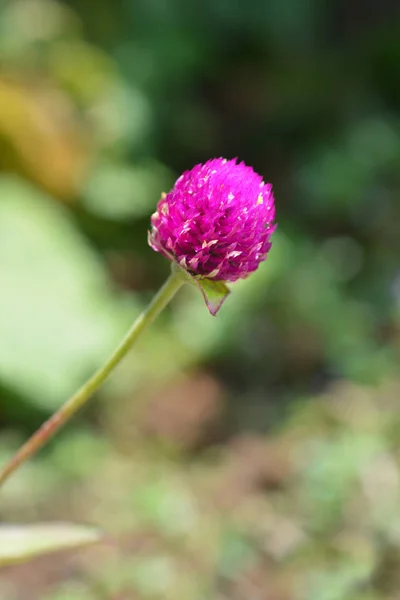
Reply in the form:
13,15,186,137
148,158,276,283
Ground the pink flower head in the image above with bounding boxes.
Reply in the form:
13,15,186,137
148,158,276,283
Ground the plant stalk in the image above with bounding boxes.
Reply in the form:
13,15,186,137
0,270,184,488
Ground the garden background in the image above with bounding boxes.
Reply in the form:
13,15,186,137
0,0,400,598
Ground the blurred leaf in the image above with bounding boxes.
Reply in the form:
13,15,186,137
0,176,137,411
0,78,89,200
0,523,103,566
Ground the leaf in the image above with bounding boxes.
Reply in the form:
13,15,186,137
0,177,137,411
171,263,230,316
0,523,104,567
194,278,230,316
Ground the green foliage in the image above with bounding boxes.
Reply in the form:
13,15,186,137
0,177,136,411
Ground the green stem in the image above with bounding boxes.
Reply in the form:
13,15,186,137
0,270,184,488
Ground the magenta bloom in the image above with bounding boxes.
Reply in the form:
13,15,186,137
148,158,276,283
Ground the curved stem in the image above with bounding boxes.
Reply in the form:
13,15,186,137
0,270,184,488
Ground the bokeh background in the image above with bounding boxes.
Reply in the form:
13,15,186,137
0,0,400,598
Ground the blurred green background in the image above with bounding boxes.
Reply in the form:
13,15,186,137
0,0,400,598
